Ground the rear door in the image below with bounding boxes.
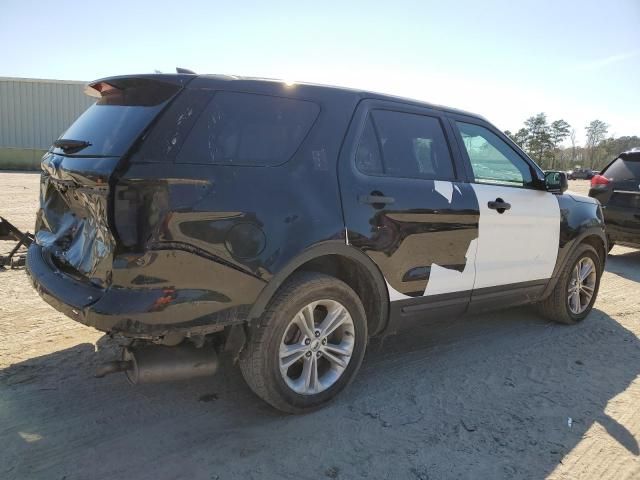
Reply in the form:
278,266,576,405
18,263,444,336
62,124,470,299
338,100,480,315
448,117,560,298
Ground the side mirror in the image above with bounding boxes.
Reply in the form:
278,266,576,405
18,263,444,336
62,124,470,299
545,171,568,193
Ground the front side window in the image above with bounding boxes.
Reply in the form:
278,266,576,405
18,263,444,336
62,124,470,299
355,109,455,180
456,122,534,187
177,92,320,166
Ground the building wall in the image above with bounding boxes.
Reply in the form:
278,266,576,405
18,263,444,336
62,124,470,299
0,77,95,170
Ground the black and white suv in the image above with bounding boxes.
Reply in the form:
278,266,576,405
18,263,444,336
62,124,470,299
27,73,606,412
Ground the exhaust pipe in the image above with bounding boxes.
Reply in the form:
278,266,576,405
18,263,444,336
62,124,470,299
96,343,218,384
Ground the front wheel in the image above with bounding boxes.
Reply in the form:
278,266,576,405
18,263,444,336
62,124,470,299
537,244,602,324
240,272,368,413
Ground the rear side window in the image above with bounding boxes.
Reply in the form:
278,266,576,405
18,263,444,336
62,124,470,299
177,92,320,166
603,157,640,180
356,109,455,180
54,79,180,157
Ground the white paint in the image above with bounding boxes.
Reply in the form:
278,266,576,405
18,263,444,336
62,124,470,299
382,184,560,302
454,185,462,195
386,280,411,301
434,180,454,203
423,238,478,296
470,184,560,289
345,227,349,245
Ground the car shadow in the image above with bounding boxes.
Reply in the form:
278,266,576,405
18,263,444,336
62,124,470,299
1,308,638,480
606,248,640,283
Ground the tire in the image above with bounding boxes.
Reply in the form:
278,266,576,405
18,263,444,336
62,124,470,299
239,272,368,413
537,244,602,325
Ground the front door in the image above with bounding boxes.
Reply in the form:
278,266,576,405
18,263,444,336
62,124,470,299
450,119,561,292
338,101,480,313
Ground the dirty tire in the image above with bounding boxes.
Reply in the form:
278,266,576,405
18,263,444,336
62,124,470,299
537,243,602,325
240,272,368,413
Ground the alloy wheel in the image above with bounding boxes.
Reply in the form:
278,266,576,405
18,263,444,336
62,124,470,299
278,299,355,395
567,257,597,315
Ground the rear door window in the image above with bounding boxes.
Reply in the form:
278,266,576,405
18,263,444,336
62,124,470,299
356,109,455,180
355,117,384,175
177,92,320,166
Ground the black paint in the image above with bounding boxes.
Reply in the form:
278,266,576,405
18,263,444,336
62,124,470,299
26,74,605,339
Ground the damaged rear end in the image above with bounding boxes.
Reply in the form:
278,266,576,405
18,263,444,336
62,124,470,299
28,75,191,325
27,75,227,382
36,76,184,285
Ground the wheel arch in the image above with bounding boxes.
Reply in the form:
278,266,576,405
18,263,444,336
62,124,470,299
247,241,390,336
541,227,607,299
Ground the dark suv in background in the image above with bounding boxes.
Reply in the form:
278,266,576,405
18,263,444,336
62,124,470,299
27,73,606,412
567,167,595,180
589,148,640,250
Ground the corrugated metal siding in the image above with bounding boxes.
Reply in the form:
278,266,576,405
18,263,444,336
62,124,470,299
0,77,95,149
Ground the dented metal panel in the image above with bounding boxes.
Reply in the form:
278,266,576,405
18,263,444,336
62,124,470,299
36,153,117,286
27,75,358,337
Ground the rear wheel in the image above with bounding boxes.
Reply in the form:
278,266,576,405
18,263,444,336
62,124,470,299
240,272,367,413
537,244,602,324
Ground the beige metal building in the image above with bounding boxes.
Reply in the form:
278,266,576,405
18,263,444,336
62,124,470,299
0,77,94,169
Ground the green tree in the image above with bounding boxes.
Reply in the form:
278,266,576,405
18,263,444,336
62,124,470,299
504,129,529,149
548,119,571,169
524,113,553,167
513,128,530,150
597,135,640,169
585,120,608,168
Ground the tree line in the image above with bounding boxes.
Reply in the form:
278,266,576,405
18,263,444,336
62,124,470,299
504,114,639,171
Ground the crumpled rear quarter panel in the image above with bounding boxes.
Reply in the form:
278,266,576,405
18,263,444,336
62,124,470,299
36,153,118,287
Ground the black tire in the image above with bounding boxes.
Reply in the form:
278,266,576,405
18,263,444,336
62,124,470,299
537,244,602,325
239,272,368,413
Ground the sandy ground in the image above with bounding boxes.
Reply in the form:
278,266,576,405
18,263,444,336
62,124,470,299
1,173,639,480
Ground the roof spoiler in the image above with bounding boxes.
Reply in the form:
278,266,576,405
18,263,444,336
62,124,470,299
84,74,197,99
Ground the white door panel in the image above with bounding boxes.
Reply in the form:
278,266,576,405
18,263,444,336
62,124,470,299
471,184,560,289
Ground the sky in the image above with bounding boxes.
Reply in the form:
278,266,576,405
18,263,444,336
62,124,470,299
2,0,639,145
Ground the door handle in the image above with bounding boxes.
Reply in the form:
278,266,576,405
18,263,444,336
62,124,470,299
359,193,395,207
487,198,511,214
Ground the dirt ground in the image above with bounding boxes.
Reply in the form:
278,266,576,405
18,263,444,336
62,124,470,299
1,172,639,480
